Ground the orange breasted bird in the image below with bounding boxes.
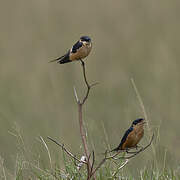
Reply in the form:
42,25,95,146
111,118,145,152
50,36,92,64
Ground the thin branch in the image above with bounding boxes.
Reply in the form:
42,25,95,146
73,86,80,104
90,151,108,177
39,136,53,170
90,82,99,87
79,60,90,105
90,151,95,175
78,104,90,165
91,159,106,177
72,60,99,179
112,159,129,177
47,136,87,164
74,80,91,177
87,153,92,170
80,60,90,87
105,151,124,160
80,59,98,105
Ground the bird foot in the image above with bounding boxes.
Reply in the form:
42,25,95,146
80,59,85,66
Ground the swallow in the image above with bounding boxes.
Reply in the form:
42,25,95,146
49,36,92,64
111,118,145,152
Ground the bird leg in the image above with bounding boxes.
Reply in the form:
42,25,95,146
80,59,85,66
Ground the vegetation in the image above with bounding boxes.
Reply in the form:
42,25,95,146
1,0,180,179
0,122,179,179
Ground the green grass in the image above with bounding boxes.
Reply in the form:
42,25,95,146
2,151,180,180
1,124,179,180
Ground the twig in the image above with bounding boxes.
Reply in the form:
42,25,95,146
39,136,53,170
73,60,98,179
112,159,129,177
78,59,90,105
47,136,87,164
90,151,108,177
90,151,95,175
73,81,90,175
80,59,99,105
90,151,124,177
91,159,106,177
78,103,91,177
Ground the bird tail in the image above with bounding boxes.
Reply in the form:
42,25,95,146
59,58,72,64
49,53,72,64
49,58,60,63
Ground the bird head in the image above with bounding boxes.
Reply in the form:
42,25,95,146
132,118,145,127
80,36,91,46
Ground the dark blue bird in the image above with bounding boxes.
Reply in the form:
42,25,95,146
50,36,92,64
112,118,145,151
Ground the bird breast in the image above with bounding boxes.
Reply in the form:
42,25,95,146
133,125,144,144
121,126,144,150
70,43,92,61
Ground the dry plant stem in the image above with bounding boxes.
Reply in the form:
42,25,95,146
112,159,129,177
74,60,98,179
39,136,53,170
78,104,89,156
78,103,91,178
80,60,90,105
47,136,87,164
90,151,95,175
130,78,156,156
130,78,149,130
0,157,6,180
91,155,107,177
90,151,119,177
80,60,99,105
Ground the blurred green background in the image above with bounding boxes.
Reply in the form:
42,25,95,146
0,0,180,177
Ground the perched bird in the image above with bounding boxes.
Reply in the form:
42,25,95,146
111,118,145,152
50,36,92,64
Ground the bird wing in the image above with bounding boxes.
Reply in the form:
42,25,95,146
111,126,133,152
118,127,133,149
71,41,83,53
